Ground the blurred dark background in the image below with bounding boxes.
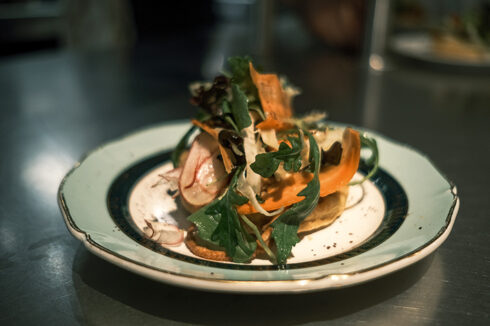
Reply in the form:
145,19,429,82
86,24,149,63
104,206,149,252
0,0,371,59
0,0,216,56
2,0,488,66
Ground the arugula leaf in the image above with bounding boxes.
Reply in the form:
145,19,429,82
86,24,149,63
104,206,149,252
239,214,276,262
220,100,240,133
187,199,220,245
230,84,252,131
187,167,257,263
349,134,379,185
250,130,303,178
228,56,253,85
171,126,196,167
227,56,261,104
271,132,321,264
210,189,255,263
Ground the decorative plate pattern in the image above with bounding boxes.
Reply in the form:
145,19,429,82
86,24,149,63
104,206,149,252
58,121,458,293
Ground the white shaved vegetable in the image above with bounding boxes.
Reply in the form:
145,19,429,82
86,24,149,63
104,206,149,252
236,114,285,216
280,77,301,102
260,129,279,150
313,128,345,151
188,81,212,96
240,115,263,194
237,172,285,217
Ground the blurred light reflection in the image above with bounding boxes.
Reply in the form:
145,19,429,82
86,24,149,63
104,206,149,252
22,150,73,202
0,223,16,253
371,254,444,323
369,54,385,71
45,243,69,284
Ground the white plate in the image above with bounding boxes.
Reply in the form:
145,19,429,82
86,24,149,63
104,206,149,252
390,33,490,69
58,121,458,293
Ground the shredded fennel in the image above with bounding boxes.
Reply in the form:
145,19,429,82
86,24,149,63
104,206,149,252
236,114,286,216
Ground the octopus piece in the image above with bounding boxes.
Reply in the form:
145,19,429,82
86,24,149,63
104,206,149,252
143,220,184,246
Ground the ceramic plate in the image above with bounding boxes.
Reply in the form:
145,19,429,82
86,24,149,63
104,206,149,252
58,121,459,293
390,33,490,69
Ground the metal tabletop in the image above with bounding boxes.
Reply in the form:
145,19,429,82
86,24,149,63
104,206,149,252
0,38,489,325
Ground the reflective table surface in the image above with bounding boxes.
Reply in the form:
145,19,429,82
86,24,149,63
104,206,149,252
1,37,489,325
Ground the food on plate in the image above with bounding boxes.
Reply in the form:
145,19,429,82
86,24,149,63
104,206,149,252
161,56,378,264
431,7,490,62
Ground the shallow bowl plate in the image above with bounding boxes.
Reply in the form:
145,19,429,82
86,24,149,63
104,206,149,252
58,121,458,293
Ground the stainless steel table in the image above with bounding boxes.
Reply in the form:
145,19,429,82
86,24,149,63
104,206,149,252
1,40,489,325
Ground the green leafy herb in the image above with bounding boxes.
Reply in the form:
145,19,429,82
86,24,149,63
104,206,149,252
171,126,196,167
349,133,379,185
239,214,276,262
227,56,261,105
221,100,240,133
271,132,321,264
248,104,266,121
230,84,252,131
221,100,231,114
195,108,212,122
188,167,257,263
228,55,253,86
250,129,303,178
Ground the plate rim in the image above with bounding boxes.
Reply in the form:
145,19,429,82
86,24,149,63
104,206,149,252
58,120,459,293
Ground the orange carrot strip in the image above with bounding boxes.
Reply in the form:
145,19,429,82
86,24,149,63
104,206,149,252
191,119,234,173
249,62,293,130
237,128,360,214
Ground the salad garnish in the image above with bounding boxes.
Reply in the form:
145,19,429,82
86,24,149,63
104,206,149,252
167,56,379,264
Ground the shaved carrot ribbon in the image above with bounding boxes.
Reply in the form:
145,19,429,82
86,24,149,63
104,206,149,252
249,62,293,130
